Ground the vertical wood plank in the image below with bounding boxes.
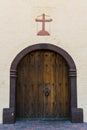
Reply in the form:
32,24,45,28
16,50,70,120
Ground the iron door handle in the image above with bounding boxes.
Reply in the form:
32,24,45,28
44,87,50,97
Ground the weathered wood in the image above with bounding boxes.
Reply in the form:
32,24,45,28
16,50,70,119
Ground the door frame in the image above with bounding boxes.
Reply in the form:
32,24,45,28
3,43,83,123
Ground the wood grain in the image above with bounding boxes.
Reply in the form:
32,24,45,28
16,50,70,119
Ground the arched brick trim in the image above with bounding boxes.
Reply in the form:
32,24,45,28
3,43,83,123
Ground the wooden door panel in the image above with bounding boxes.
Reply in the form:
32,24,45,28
43,52,52,117
16,50,70,119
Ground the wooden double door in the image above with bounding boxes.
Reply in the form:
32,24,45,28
16,50,70,120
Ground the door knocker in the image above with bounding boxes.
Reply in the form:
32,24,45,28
44,87,50,97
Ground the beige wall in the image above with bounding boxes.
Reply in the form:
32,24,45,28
0,0,87,123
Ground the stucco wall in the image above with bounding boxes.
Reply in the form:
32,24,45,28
0,0,87,123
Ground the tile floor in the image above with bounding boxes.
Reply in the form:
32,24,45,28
0,120,87,130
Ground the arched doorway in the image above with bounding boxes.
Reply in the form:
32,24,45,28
16,50,70,120
3,43,83,123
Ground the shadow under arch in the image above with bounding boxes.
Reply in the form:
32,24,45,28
3,43,83,123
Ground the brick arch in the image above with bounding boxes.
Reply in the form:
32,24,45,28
3,43,83,123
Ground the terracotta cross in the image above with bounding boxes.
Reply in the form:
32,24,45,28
35,13,52,36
